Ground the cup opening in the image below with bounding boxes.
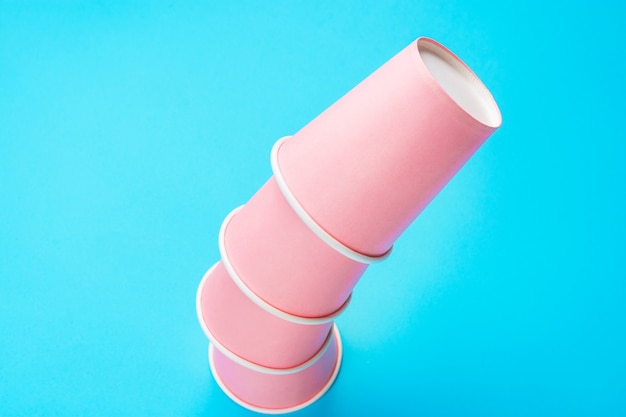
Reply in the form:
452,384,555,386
417,38,502,128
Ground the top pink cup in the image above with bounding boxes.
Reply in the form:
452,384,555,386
276,37,502,256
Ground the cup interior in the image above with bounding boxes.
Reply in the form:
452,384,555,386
418,38,502,128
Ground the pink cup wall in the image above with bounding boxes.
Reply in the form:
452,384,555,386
277,37,502,256
210,326,341,412
223,177,368,318
197,261,332,369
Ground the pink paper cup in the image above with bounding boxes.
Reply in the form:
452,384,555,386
209,324,342,414
196,262,332,369
276,37,502,256
220,177,377,319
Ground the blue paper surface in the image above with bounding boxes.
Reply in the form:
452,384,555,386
1,1,625,416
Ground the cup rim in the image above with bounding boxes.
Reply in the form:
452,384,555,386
272,136,393,263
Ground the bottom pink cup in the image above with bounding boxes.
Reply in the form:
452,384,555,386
197,262,332,369
209,324,342,414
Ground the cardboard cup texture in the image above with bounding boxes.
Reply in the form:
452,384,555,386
277,37,502,256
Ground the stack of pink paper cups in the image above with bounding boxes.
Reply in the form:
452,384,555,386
196,37,502,413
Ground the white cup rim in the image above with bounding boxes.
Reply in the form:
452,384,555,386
271,136,393,264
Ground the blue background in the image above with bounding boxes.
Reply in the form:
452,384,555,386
1,1,625,416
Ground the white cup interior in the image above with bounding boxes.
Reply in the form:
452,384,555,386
418,38,501,128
